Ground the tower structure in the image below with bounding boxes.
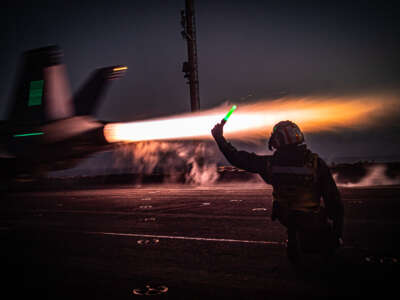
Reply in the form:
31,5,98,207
181,0,200,112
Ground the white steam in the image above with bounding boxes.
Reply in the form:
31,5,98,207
113,141,220,185
334,165,400,187
113,142,400,187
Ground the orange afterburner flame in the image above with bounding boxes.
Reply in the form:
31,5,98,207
104,94,398,143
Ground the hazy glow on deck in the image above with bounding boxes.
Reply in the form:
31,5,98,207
104,95,397,143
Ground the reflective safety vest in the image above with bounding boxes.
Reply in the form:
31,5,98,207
270,153,320,212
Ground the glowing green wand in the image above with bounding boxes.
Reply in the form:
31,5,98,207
221,105,237,125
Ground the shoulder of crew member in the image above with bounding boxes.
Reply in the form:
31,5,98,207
316,155,332,180
231,149,272,174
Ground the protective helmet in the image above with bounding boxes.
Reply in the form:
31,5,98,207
268,120,304,150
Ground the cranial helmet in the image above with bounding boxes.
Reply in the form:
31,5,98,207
268,120,304,150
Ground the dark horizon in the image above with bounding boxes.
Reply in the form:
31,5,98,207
1,0,400,161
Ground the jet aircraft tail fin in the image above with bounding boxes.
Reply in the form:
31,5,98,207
8,46,127,126
9,45,73,126
73,66,127,116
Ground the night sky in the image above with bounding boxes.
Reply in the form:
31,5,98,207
1,0,400,161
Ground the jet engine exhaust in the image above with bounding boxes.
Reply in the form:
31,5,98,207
104,94,398,143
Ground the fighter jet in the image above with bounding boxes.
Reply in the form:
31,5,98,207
0,45,127,185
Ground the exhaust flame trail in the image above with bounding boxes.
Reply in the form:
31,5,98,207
104,94,399,143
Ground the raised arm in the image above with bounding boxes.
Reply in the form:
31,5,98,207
211,122,269,174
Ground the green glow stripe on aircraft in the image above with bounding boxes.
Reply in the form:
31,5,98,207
13,132,44,138
28,80,44,106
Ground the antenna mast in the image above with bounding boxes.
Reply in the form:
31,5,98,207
181,0,200,111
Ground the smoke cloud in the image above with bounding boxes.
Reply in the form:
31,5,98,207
114,141,220,185
334,165,400,187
